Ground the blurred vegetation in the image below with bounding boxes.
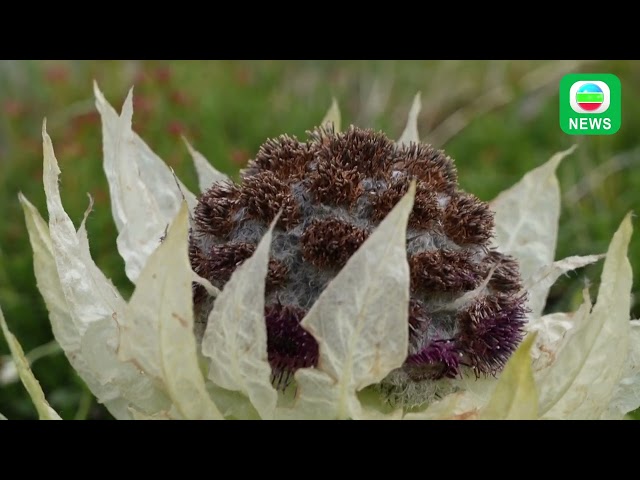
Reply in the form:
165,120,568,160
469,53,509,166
0,60,638,419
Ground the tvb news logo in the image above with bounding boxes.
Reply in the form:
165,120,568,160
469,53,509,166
560,74,621,135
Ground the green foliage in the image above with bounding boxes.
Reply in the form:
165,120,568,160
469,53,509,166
0,60,638,419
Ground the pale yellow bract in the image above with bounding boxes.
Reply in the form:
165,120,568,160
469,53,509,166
1,87,638,420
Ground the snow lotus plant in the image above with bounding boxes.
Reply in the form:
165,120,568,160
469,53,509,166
0,86,638,420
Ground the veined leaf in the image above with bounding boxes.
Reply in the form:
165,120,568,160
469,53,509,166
119,203,223,420
201,216,279,420
541,213,633,419
94,83,196,283
281,183,415,419
531,291,591,410
525,254,603,319
490,146,577,289
527,311,575,372
206,384,261,420
35,129,170,419
601,320,640,419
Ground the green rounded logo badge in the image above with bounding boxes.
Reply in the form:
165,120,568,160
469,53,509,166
559,73,621,135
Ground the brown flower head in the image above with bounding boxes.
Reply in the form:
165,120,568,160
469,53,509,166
189,125,527,405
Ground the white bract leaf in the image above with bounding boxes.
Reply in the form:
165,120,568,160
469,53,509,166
525,254,603,319
0,412,6,420
33,130,170,419
321,97,341,132
282,183,415,420
601,320,640,419
206,384,261,420
541,213,633,419
42,126,124,338
480,333,538,420
94,83,196,283
182,136,230,193
276,369,345,420
129,408,172,420
118,202,223,420
490,145,577,287
527,311,574,371
19,194,79,353
0,305,61,420
531,291,592,410
79,317,170,419
202,216,279,420
403,374,496,420
397,92,422,146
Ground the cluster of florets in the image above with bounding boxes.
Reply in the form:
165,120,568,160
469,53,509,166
189,126,527,399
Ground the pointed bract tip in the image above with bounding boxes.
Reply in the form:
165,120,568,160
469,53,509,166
181,134,196,154
613,211,634,247
398,93,422,146
407,178,417,197
93,80,110,111
550,144,578,170
162,200,191,245
561,143,578,159
17,192,36,213
92,79,101,97
410,91,422,112
41,119,60,177
178,199,190,217
122,87,135,118
321,97,341,132
270,209,284,229
521,330,538,350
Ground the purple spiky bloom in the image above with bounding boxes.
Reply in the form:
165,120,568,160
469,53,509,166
189,126,527,406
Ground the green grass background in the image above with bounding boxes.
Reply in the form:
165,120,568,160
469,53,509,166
0,60,638,419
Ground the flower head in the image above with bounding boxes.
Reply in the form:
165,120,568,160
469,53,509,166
1,88,638,420
190,125,528,404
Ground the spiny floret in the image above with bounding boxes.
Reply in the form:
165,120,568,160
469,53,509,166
190,125,527,403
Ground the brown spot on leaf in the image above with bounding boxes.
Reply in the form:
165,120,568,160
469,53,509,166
172,312,189,328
